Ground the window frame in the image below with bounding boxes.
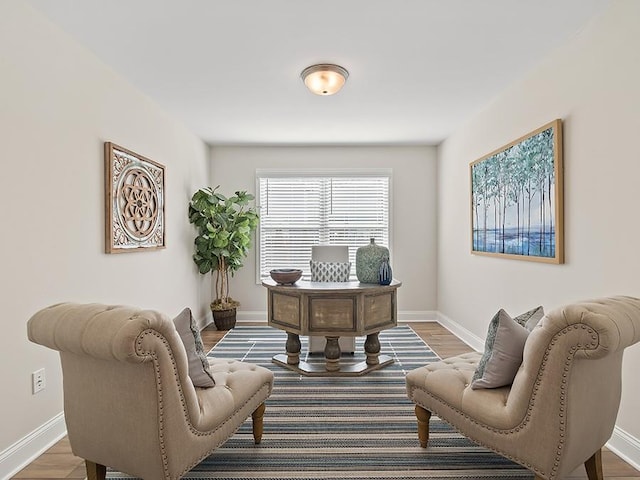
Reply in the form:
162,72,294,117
254,168,393,284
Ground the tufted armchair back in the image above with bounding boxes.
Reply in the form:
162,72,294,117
406,296,640,480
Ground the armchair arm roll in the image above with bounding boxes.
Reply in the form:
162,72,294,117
536,295,640,359
27,303,182,363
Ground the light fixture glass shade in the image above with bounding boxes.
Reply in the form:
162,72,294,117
301,64,349,95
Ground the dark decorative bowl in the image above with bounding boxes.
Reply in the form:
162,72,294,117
270,268,302,285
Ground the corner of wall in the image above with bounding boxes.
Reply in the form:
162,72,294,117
436,311,483,352
608,426,640,472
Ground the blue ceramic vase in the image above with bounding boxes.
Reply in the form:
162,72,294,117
378,257,392,285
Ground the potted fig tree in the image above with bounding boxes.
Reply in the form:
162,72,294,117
188,186,259,330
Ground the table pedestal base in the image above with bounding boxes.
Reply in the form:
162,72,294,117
272,332,393,376
272,353,394,377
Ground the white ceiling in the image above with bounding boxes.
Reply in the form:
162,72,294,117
26,0,609,146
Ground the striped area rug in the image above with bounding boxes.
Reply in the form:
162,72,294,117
108,326,532,479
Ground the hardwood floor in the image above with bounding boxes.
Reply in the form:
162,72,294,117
12,322,640,480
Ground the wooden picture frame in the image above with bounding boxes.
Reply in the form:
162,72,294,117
470,119,563,263
104,142,165,253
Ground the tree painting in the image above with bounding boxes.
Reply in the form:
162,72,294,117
471,119,563,263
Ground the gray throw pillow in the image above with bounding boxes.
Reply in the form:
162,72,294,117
514,305,545,331
310,260,351,282
471,309,530,390
173,307,215,388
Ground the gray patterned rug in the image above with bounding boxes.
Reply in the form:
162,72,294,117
108,326,532,479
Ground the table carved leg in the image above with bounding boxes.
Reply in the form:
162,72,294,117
271,331,394,377
365,332,381,365
286,332,301,365
324,336,341,371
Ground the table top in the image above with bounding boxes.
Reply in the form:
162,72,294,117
261,278,401,293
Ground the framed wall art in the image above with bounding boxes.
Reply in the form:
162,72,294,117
470,119,563,263
104,142,165,253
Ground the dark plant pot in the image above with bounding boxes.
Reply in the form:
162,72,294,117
212,307,237,330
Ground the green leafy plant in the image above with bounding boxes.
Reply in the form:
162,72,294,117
188,186,259,310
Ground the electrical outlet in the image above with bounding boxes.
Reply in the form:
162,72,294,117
32,368,45,394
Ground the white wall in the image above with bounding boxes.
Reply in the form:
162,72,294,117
209,146,437,318
8,0,640,473
437,0,640,454
0,1,210,469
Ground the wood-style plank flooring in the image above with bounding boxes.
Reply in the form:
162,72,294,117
12,322,640,480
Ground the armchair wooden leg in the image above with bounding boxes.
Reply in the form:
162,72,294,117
415,405,432,448
252,402,266,444
585,448,604,480
86,460,106,480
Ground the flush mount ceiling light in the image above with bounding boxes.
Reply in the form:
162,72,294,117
301,64,349,95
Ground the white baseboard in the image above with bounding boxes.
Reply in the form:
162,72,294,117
236,310,438,323
436,311,484,352
398,310,438,322
607,425,640,471
0,412,66,480
195,313,213,331
236,311,267,322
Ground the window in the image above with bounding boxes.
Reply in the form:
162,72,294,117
256,169,391,281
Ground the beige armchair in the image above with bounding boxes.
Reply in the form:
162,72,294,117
405,296,640,480
27,303,274,480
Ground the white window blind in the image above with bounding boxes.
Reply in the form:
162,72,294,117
256,171,390,280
